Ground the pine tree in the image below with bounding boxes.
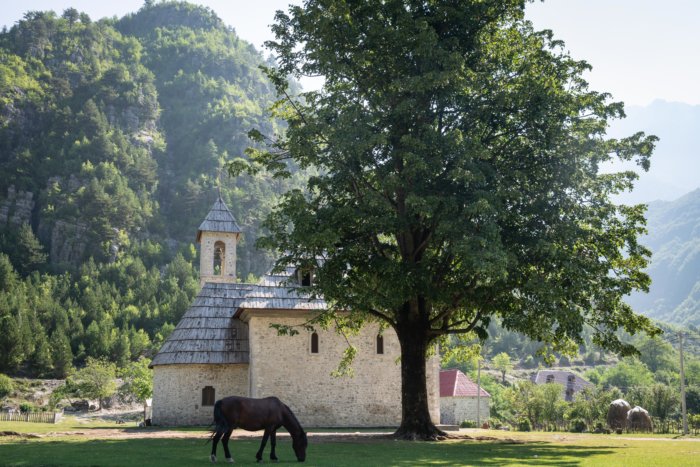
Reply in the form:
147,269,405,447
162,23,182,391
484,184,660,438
50,329,74,378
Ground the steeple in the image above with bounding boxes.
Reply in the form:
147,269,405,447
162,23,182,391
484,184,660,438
197,196,242,285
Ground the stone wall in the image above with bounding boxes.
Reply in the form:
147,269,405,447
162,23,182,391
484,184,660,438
245,312,440,427
152,363,248,426
439,397,490,425
199,231,238,285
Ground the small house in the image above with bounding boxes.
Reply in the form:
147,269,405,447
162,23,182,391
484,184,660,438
439,369,490,425
531,370,593,401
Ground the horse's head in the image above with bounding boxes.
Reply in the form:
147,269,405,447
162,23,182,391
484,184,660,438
293,430,307,462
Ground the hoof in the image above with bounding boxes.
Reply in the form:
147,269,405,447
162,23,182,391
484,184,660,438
211,454,217,463
226,457,235,464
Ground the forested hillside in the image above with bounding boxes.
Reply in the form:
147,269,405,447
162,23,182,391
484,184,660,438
0,2,306,376
627,189,700,328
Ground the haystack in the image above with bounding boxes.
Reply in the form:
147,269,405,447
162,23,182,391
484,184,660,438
626,406,652,432
606,399,631,430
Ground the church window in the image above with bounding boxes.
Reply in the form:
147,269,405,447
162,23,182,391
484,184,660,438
311,332,319,354
202,386,215,406
297,268,314,286
214,241,225,275
376,335,384,354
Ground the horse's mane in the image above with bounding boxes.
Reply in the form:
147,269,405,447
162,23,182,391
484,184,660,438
283,403,306,437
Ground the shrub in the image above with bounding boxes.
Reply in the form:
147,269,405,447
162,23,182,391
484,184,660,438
517,418,531,432
570,419,587,433
0,374,13,399
19,402,34,413
460,420,477,428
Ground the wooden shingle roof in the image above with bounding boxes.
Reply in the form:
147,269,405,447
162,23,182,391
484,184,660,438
196,196,242,242
151,266,327,367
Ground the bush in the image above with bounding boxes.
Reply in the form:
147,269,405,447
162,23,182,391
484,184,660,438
0,374,13,399
570,419,587,433
460,419,477,428
19,402,34,413
517,418,531,432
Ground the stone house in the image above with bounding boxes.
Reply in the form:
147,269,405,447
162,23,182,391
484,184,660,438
530,370,593,401
150,196,441,426
439,369,490,425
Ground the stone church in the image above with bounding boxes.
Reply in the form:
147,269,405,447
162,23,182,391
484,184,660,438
150,197,440,426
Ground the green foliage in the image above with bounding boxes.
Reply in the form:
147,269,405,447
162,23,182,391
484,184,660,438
516,418,531,432
68,357,117,410
492,352,514,384
245,0,658,437
118,357,153,404
593,359,655,391
459,420,477,428
18,402,33,413
0,373,13,399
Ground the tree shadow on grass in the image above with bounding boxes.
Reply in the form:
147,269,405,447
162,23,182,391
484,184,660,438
0,437,616,466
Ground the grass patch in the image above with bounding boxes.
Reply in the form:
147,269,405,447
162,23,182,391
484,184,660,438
0,430,699,466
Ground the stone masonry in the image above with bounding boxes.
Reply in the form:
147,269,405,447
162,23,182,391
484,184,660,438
152,363,248,425
440,397,490,425
242,312,440,427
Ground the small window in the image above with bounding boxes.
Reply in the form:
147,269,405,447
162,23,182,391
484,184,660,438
376,335,384,354
567,375,575,383
214,241,225,275
310,332,319,354
545,374,554,383
297,268,313,286
202,386,215,406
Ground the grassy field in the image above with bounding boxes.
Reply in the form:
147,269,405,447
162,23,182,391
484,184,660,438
1,421,699,466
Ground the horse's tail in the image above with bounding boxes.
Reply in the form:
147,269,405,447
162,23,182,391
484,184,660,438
208,399,229,443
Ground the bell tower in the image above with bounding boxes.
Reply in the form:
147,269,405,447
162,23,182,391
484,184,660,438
196,196,242,285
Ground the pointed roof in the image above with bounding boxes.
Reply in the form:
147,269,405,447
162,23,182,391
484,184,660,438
440,369,490,398
196,196,242,242
150,265,327,367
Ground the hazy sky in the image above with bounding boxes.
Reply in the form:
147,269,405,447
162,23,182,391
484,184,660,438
2,0,699,106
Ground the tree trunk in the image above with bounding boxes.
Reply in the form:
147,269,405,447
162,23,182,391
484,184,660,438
393,322,445,440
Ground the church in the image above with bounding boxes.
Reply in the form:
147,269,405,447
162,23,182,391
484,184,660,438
150,197,441,426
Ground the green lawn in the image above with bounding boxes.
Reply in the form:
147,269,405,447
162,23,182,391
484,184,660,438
0,425,699,466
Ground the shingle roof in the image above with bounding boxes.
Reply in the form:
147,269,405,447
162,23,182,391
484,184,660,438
151,266,327,367
440,369,490,398
196,196,242,242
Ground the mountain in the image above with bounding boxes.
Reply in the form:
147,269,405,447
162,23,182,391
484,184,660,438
607,100,700,204
627,188,700,327
0,3,313,376
0,2,304,278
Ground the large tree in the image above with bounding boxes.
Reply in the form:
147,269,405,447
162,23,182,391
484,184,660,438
235,0,658,439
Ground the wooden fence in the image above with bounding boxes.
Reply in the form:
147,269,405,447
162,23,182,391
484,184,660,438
0,411,62,424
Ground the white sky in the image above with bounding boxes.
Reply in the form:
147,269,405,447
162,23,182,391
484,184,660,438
1,0,699,105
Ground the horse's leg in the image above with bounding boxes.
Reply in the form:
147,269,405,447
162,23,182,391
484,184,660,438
211,430,224,463
222,428,234,463
255,429,271,463
269,429,278,462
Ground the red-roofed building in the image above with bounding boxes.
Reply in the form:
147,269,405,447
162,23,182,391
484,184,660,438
439,369,490,425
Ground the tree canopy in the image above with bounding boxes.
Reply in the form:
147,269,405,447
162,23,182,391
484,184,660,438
235,0,659,439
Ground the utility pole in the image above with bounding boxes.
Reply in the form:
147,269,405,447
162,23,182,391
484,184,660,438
476,355,482,428
679,331,688,435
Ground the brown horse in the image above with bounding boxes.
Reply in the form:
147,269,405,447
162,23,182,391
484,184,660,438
210,396,307,463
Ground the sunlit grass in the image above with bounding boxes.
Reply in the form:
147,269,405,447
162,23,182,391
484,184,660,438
0,425,698,466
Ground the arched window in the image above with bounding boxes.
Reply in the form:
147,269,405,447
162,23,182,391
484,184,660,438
310,332,319,354
214,241,225,275
376,335,384,354
202,386,215,406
